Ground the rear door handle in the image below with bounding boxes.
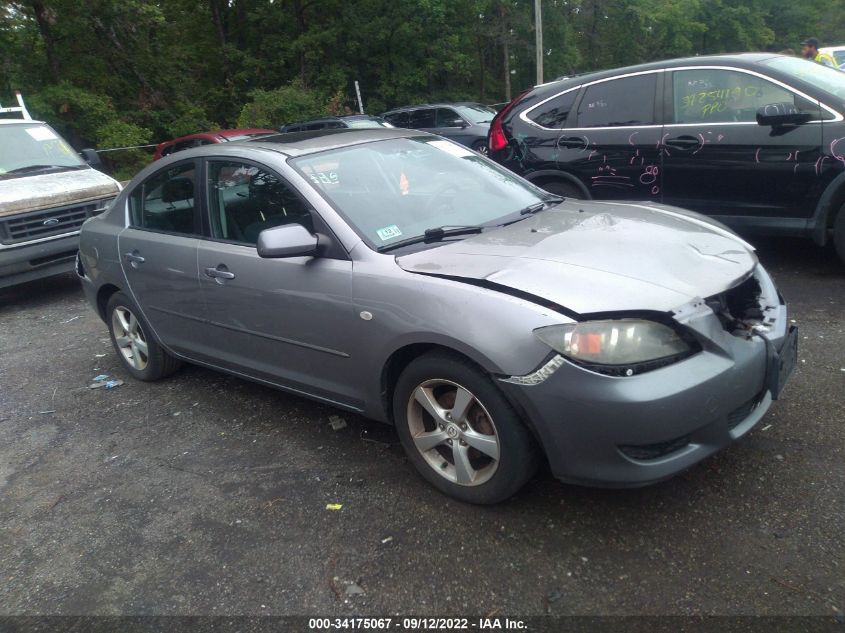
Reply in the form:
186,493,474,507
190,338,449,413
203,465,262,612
204,266,235,280
664,135,702,150
124,251,145,265
557,136,587,149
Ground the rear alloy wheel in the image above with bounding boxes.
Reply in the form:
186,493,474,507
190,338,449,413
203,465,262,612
393,352,538,504
112,306,149,371
834,202,845,265
472,140,489,156
106,292,181,381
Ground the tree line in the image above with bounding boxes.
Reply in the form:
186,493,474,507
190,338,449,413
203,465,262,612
1,0,842,176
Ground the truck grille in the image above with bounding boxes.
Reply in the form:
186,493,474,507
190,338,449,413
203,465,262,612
0,198,114,245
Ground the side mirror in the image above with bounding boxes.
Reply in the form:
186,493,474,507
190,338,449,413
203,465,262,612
257,223,319,258
756,103,813,127
445,118,467,128
80,148,102,169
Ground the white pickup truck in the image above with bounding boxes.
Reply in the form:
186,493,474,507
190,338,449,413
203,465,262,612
0,115,122,289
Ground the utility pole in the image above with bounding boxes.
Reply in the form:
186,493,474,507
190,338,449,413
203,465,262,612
535,0,543,85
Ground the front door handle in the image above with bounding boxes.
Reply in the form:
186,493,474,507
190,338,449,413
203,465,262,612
664,135,702,150
204,265,235,280
124,251,145,266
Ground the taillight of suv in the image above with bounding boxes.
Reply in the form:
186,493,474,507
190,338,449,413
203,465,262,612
489,91,529,152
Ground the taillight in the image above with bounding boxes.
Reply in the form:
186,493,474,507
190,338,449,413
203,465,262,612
488,91,529,152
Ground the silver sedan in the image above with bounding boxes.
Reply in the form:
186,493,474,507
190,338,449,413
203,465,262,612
77,128,797,503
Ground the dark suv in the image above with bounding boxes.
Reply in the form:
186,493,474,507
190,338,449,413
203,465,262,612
382,103,497,154
279,115,391,133
488,53,845,262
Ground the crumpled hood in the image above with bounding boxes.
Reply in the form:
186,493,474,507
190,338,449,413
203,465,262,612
397,200,758,315
0,168,120,217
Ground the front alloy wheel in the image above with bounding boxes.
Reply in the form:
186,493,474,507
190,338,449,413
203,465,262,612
407,379,500,486
393,352,538,504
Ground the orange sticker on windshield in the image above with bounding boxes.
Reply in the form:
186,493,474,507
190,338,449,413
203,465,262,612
399,171,409,195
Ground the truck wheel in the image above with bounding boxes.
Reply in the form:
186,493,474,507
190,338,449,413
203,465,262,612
393,351,538,504
106,292,181,381
834,202,845,265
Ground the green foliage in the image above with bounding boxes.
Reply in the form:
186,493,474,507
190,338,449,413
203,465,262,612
236,83,338,129
2,0,842,180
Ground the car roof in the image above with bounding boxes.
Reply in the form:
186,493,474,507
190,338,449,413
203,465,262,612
156,128,424,161
161,128,275,144
528,52,783,98
382,102,489,113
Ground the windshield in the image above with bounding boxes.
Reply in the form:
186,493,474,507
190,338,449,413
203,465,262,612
291,137,548,250
454,104,497,124
345,117,394,129
761,56,845,99
0,123,85,177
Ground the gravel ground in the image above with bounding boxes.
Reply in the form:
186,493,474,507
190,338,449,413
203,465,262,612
0,237,843,618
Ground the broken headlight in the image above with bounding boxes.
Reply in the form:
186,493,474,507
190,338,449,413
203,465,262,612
534,319,695,376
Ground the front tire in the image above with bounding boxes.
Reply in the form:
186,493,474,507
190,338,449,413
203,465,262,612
393,352,538,504
106,292,181,381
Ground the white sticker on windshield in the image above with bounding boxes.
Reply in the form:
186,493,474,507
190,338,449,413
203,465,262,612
25,127,58,141
428,139,474,158
376,224,403,241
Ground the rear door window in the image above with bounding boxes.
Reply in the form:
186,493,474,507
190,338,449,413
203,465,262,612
129,162,199,235
384,111,410,127
409,109,436,129
575,74,658,128
528,90,578,128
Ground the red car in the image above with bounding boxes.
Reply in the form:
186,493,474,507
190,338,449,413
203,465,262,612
152,128,276,161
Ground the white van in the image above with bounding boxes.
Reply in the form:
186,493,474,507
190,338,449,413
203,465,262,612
0,116,122,289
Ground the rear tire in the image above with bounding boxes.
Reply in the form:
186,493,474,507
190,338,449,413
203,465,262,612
392,351,538,504
834,202,845,265
537,179,584,199
106,292,181,381
471,140,489,156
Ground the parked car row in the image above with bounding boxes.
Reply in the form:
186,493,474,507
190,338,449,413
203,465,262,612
486,53,845,263
4,55,817,504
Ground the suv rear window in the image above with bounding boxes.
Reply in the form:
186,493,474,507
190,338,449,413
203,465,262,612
383,112,410,127
528,90,578,128
575,74,658,128
409,109,436,129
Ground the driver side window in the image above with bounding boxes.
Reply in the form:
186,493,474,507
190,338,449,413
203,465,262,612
206,160,313,245
672,69,818,124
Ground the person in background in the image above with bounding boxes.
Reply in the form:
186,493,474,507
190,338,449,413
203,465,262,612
800,38,837,67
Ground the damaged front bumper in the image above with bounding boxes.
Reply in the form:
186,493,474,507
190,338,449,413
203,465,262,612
498,264,796,487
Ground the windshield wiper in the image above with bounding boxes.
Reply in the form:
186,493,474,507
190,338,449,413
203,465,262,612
519,195,565,215
378,224,485,252
2,164,83,176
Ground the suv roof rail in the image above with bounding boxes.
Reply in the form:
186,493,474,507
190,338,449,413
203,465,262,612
0,91,32,120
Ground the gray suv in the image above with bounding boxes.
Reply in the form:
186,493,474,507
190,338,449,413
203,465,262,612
381,103,496,154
